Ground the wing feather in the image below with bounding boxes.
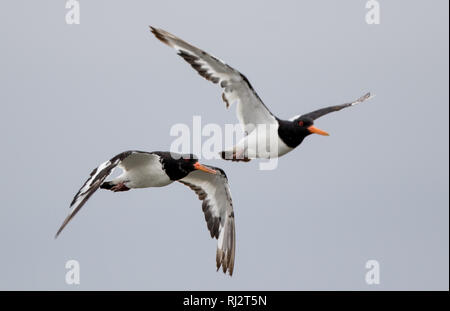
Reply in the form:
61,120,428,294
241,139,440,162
55,151,133,238
150,26,276,134
178,167,236,276
299,92,373,120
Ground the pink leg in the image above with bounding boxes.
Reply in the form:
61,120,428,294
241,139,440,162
232,149,251,162
111,182,130,192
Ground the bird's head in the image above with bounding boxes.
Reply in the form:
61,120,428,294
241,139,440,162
295,116,329,137
178,154,218,175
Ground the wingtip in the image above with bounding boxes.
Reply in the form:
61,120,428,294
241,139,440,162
228,266,234,277
361,92,372,99
216,264,233,277
351,92,374,106
148,25,158,36
216,248,234,276
362,92,374,100
149,25,171,46
55,216,71,239
54,226,64,239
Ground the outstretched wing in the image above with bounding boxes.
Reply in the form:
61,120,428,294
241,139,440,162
298,92,373,121
178,167,236,276
150,26,276,135
55,151,133,238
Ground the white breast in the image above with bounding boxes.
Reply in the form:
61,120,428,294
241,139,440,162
237,123,294,159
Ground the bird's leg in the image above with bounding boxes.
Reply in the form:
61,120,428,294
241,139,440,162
233,150,251,162
111,182,130,192
233,147,252,162
221,149,251,162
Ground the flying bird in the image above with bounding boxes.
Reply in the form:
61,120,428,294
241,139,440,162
55,151,236,276
150,26,373,161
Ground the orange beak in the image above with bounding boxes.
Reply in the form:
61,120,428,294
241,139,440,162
308,125,329,136
194,162,218,174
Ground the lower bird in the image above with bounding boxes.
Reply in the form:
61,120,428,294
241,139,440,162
150,26,373,161
55,150,236,276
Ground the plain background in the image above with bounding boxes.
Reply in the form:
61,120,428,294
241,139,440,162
0,0,448,290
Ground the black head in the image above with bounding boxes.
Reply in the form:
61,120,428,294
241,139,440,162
159,152,217,180
295,116,329,137
175,153,198,174
277,116,330,149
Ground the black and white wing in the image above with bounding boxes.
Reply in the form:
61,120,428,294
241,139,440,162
118,150,161,171
296,92,373,121
178,167,236,276
55,151,156,238
150,26,277,135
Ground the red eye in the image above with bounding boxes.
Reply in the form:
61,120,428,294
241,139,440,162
299,121,304,127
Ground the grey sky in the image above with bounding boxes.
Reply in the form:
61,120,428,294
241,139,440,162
0,0,448,290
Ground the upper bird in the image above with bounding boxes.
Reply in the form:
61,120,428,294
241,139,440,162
55,150,236,276
150,26,373,161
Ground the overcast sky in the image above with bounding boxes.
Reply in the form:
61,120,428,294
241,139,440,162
0,0,448,290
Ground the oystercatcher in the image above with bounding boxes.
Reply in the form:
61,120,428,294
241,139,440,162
150,26,373,161
55,151,236,276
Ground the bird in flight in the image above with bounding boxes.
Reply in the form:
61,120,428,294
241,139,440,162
150,26,373,161
55,151,236,276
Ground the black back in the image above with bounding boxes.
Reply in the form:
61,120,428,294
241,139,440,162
153,151,197,181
